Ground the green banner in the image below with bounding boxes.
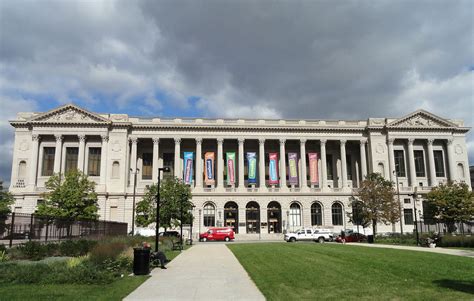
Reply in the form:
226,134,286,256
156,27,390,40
226,152,236,185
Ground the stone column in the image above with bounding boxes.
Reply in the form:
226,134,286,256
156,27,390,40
174,138,181,179
340,139,347,189
259,138,266,188
195,138,203,189
446,138,456,182
360,139,367,179
78,134,86,172
100,135,108,185
217,138,224,187
320,139,327,189
279,139,287,189
427,139,437,186
53,134,63,174
130,137,138,177
29,134,40,187
152,138,160,182
407,138,417,187
300,139,307,189
387,138,395,182
238,138,245,190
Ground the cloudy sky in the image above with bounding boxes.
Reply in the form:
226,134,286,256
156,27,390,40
0,0,473,186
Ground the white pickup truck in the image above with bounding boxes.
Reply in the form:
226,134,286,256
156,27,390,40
284,228,334,243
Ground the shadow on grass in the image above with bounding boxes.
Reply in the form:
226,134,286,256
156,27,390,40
433,279,474,294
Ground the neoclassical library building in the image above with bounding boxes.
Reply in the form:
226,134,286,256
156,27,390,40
8,104,471,238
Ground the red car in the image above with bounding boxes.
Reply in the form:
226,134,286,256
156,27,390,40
336,233,367,243
199,227,235,242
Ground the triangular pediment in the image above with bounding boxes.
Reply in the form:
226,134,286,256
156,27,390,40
387,110,458,128
29,104,110,124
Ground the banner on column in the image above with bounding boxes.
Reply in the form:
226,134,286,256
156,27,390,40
308,153,319,185
226,152,236,186
269,153,279,185
288,152,298,185
204,152,215,186
183,152,194,185
246,152,257,184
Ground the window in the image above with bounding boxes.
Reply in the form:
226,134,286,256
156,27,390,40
112,161,120,179
433,150,445,177
346,155,352,180
414,150,425,177
311,203,322,226
42,147,55,176
65,147,78,173
87,148,101,176
142,153,152,180
18,161,26,179
404,198,411,204
332,203,343,225
163,153,174,179
457,163,465,179
326,154,333,180
203,203,215,227
404,209,413,225
289,203,301,227
246,202,260,234
394,150,406,177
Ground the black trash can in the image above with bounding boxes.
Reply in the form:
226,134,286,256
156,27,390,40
133,248,150,275
367,235,374,244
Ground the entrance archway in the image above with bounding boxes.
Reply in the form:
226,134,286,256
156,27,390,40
246,201,260,234
267,201,281,233
224,201,239,233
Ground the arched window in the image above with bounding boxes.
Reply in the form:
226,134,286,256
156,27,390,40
289,203,301,227
112,161,120,179
224,202,238,233
246,201,260,234
457,163,464,179
203,203,216,227
311,203,322,226
267,201,281,233
18,161,27,179
332,203,343,226
377,163,385,177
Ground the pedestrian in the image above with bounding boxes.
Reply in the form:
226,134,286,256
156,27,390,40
152,251,169,269
341,230,346,244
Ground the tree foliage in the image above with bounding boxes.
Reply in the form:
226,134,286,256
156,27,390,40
357,173,400,237
347,196,372,228
135,177,193,229
36,170,99,220
0,190,14,216
425,182,474,233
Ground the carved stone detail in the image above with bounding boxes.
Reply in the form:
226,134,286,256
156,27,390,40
300,138,307,144
376,144,385,154
54,134,63,142
101,135,109,142
279,139,286,145
153,138,160,144
238,138,245,144
129,137,138,144
32,134,40,141
48,108,95,122
395,114,445,127
320,139,327,145
111,140,121,152
340,139,347,145
359,139,367,145
387,138,395,145
195,138,202,145
407,138,415,144
174,138,181,144
19,140,29,151
259,138,265,145
427,138,434,145
455,144,463,155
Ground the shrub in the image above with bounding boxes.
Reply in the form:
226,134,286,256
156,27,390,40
58,239,96,257
0,244,6,252
89,241,127,264
0,250,9,262
437,235,474,248
16,241,47,260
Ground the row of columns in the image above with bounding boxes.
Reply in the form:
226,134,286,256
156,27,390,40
129,137,369,190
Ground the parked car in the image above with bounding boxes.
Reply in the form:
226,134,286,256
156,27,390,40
159,231,180,238
199,227,235,242
335,232,367,243
284,228,333,243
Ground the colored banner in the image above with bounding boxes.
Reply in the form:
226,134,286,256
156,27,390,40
204,152,215,186
269,153,279,185
308,153,319,185
183,152,194,185
226,152,236,186
288,152,298,185
246,152,257,184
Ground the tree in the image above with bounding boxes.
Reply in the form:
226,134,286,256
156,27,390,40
425,182,474,233
135,177,193,230
357,173,400,238
347,196,371,229
36,170,99,220
0,190,14,236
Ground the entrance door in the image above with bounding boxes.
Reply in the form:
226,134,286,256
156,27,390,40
246,201,260,234
224,201,239,233
267,201,282,233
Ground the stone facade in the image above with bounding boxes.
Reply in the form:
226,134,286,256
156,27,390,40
8,104,471,238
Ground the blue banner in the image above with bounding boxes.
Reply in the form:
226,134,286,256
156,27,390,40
183,152,194,185
247,152,257,184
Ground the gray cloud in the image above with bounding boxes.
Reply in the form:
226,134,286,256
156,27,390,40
0,0,473,185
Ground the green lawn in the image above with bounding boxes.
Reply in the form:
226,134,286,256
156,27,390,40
228,243,474,301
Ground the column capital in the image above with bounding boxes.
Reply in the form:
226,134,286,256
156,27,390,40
340,139,347,145
408,138,415,145
129,136,138,144
387,138,395,145
32,134,40,141
195,138,203,145
279,138,286,145
217,138,224,144
78,134,86,142
101,135,109,142
360,138,367,145
427,138,435,145
238,138,245,144
174,137,181,144
300,138,307,144
54,134,63,142
259,138,265,145
153,137,160,145
447,138,454,145
320,139,327,145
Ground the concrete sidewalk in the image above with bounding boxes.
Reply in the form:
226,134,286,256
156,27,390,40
124,244,265,301
347,242,474,258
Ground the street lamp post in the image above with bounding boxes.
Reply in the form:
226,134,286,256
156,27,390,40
189,205,195,245
131,168,139,236
155,167,170,253
393,165,403,236
412,189,420,246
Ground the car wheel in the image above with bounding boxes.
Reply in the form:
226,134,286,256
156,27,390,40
290,237,296,243
318,237,325,244
224,236,230,242
202,237,207,242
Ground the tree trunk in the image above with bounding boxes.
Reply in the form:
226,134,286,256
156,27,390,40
372,219,377,241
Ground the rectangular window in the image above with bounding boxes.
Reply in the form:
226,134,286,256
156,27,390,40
65,147,78,173
87,148,101,176
404,209,414,225
326,154,333,180
142,153,153,180
346,155,352,180
394,150,406,177
433,150,445,177
404,198,411,204
42,147,55,176
163,153,174,180
414,150,426,177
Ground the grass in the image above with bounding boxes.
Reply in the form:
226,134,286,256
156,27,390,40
228,243,474,301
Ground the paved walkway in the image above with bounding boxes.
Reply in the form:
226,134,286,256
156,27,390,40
124,244,265,301
347,242,474,258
